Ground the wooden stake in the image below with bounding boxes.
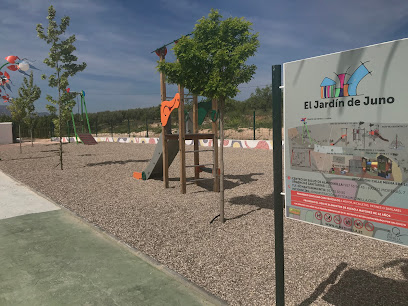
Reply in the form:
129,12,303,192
178,85,186,194
160,52,169,188
19,123,22,154
212,98,219,192
219,97,225,222
193,95,199,184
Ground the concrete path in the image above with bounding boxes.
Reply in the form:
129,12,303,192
0,170,60,220
0,170,226,306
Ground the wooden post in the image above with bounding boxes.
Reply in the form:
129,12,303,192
19,123,22,154
127,118,130,138
219,97,225,222
160,51,169,188
178,85,186,194
212,98,219,192
193,95,199,184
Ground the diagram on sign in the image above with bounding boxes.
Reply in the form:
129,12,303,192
300,118,315,145
288,122,408,183
287,122,408,246
389,134,405,150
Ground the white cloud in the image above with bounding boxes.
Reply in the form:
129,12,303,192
2,0,408,112
73,50,157,80
6,0,109,14
159,0,202,15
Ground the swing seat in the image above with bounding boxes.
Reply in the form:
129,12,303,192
78,133,98,145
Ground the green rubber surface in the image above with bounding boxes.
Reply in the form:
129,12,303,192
0,210,222,306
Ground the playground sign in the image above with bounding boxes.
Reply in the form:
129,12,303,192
284,38,408,247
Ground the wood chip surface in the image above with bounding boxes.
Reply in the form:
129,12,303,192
1,142,407,305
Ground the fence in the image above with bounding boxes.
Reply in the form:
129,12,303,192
65,117,155,139
4,108,274,141
11,122,55,141
86,110,272,140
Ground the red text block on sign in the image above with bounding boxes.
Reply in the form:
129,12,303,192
291,190,408,228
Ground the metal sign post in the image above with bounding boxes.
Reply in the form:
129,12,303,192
272,64,284,305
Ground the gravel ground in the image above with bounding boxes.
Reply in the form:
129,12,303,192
1,141,408,305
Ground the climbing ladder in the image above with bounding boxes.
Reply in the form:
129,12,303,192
165,132,218,191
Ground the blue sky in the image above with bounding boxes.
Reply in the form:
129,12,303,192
1,0,408,113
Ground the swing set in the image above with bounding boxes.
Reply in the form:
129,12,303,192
67,88,97,145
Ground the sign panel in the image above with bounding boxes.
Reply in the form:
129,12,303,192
284,38,408,246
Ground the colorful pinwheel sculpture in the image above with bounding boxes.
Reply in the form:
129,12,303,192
0,55,36,103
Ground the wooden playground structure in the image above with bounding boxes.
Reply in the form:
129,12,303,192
134,44,219,194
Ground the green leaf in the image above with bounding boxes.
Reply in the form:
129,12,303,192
157,9,259,103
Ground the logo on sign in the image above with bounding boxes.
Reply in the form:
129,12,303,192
320,62,371,99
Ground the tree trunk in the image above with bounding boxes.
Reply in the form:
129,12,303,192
219,97,225,223
31,126,33,147
19,123,22,154
59,116,63,170
57,62,63,170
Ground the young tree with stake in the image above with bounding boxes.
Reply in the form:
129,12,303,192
158,9,259,222
24,110,37,147
23,72,41,147
36,5,87,170
7,71,41,153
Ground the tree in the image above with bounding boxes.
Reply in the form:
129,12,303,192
246,85,272,112
36,5,87,170
158,9,259,222
7,71,41,153
22,72,41,146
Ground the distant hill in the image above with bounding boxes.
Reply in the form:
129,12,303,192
0,105,48,117
0,105,10,116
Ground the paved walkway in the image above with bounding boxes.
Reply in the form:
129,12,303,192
0,170,226,306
